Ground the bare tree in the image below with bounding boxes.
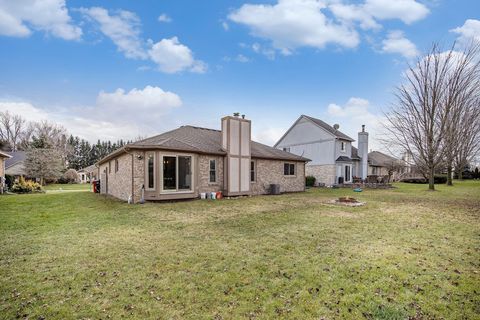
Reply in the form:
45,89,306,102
384,42,480,190
0,111,26,151
442,43,480,185
453,99,480,179
24,148,64,185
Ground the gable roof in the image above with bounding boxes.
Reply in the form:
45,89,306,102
5,151,26,168
302,115,355,141
98,125,309,164
79,164,97,173
368,151,401,167
351,146,361,160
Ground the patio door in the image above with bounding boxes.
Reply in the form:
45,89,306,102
345,165,352,183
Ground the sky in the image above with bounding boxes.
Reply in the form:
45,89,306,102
0,0,479,151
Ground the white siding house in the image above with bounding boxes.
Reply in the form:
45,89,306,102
275,115,367,185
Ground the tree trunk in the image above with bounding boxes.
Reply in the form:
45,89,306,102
428,167,435,191
458,170,463,180
447,165,453,186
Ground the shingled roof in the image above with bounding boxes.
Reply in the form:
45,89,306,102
5,151,26,168
302,115,355,141
368,151,401,167
98,125,309,164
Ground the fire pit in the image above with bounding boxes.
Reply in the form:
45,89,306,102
328,196,366,207
338,196,358,203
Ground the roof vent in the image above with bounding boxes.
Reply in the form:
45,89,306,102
333,124,340,130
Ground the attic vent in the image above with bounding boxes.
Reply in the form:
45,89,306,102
333,124,340,130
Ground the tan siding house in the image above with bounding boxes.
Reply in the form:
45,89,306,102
97,115,309,203
0,151,12,194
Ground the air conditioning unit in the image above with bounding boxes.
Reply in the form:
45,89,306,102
270,184,281,195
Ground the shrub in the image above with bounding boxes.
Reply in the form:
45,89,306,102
62,169,79,184
11,176,43,194
401,175,448,184
305,176,316,187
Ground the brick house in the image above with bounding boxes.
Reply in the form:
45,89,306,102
0,150,12,194
96,115,309,203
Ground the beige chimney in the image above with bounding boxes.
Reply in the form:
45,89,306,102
222,114,251,196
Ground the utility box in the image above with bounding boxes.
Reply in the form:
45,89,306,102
270,184,281,195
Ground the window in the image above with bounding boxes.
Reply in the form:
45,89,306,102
209,159,216,183
283,147,290,152
345,165,351,182
108,161,111,174
178,156,192,190
250,160,255,182
341,141,346,152
163,156,176,190
284,163,295,176
372,167,378,175
163,155,192,191
115,159,119,173
146,153,155,189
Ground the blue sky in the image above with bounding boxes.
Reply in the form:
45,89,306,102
0,0,479,149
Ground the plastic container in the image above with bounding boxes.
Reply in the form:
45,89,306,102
200,192,207,199
210,192,217,200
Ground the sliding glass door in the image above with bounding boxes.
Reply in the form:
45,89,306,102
162,155,192,191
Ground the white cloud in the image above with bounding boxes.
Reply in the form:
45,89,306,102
252,42,276,59
79,7,147,59
0,86,183,142
382,30,419,58
329,3,381,30
96,86,182,116
235,54,250,63
326,97,385,150
228,0,360,54
158,13,172,23
0,0,81,40
363,0,429,24
450,19,480,43
148,37,206,73
221,21,229,31
229,0,429,56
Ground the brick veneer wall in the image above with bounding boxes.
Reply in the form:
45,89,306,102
197,155,224,194
0,158,5,193
99,153,133,202
306,164,336,186
251,159,305,195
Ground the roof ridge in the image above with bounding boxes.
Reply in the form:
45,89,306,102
182,125,221,132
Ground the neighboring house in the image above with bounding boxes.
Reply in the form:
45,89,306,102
5,151,27,180
0,150,12,194
78,164,98,183
367,151,404,181
275,115,403,185
96,115,309,203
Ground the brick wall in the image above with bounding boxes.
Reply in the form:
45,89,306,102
306,164,336,186
197,155,224,194
0,158,4,193
99,153,133,201
251,159,305,195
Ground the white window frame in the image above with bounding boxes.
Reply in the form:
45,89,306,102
209,159,217,183
160,153,195,194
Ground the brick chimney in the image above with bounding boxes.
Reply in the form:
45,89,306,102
221,114,251,196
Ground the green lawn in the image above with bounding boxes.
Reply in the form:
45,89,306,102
42,183,91,192
0,181,479,319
